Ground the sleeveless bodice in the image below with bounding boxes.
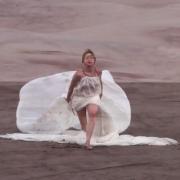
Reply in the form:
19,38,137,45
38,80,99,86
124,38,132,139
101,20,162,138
72,76,102,97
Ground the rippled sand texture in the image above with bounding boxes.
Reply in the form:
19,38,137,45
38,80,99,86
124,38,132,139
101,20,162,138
0,0,180,82
0,82,180,179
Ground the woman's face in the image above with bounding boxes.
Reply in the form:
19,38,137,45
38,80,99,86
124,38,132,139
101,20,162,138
83,53,96,66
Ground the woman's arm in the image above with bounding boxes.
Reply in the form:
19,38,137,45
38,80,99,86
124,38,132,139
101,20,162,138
66,71,81,103
98,70,103,99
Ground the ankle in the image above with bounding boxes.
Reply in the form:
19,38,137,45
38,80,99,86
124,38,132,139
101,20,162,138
85,140,90,145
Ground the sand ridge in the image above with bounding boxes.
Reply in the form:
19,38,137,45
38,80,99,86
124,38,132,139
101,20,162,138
0,0,180,82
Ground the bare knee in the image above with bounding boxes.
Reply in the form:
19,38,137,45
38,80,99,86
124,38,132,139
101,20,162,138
87,104,99,118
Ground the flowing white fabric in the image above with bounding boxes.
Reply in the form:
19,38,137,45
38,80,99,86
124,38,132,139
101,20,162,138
0,70,178,146
70,76,102,112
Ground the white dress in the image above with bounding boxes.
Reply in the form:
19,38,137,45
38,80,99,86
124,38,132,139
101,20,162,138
0,70,178,146
70,75,102,112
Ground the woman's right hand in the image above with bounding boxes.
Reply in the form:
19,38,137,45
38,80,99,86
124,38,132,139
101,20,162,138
64,97,76,115
64,97,70,103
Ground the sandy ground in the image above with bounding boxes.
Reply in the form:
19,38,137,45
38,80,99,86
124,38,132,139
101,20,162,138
0,82,180,180
1,0,180,179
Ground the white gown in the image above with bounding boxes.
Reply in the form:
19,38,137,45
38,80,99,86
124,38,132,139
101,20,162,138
70,75,102,113
0,70,178,146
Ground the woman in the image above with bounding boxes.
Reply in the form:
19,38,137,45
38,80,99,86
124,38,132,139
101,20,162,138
65,49,103,149
0,49,178,148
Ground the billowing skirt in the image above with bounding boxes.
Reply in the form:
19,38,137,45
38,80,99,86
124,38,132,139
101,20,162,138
0,70,178,146
70,94,101,112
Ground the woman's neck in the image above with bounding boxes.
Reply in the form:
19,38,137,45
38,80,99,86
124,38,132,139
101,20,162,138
82,66,97,76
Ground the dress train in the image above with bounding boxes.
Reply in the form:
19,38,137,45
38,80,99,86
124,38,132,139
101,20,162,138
0,70,178,146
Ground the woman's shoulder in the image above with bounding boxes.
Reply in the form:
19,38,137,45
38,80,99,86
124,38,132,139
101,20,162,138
74,69,84,78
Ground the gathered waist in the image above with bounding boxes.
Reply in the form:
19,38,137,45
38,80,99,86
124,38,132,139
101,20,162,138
71,90,101,98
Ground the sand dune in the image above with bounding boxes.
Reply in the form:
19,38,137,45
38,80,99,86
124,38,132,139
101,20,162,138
0,0,180,82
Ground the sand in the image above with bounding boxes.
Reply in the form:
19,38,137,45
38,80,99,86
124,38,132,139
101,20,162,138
0,0,180,179
0,82,179,179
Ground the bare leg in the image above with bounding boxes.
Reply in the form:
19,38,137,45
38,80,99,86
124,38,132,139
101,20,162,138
85,104,99,149
76,107,87,132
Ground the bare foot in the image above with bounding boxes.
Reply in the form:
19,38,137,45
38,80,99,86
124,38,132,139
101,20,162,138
84,142,93,150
